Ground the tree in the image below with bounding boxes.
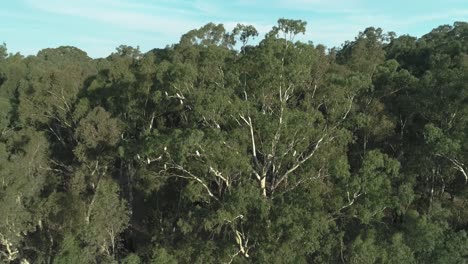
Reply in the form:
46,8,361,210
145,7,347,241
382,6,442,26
1,19,467,263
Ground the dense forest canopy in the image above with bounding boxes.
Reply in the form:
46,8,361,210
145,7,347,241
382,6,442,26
0,19,467,263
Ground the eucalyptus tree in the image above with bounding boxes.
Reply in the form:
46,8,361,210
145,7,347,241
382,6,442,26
0,48,51,263
1,18,467,263
120,19,401,262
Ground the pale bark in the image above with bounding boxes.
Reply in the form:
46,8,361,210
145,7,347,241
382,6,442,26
210,166,230,187
436,154,468,183
85,161,101,225
0,234,19,262
240,114,268,196
338,191,362,211
234,230,250,258
272,137,324,191
164,164,219,201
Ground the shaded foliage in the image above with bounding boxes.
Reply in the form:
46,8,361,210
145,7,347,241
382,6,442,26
0,20,467,263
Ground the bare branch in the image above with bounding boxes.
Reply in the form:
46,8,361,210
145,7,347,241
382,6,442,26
224,250,241,264
234,230,250,258
436,154,468,183
165,164,219,201
342,95,354,120
224,214,244,224
0,234,19,262
338,191,362,211
273,137,324,190
210,166,230,187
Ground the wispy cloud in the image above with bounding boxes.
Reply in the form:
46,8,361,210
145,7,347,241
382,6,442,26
273,0,367,13
26,0,202,36
17,0,468,57
308,9,468,48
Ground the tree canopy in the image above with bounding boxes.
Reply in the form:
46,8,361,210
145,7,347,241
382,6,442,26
0,19,467,263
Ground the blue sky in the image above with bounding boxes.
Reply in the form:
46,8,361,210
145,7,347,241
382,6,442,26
2,0,468,58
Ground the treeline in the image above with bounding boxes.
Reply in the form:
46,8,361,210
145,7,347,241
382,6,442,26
0,19,467,263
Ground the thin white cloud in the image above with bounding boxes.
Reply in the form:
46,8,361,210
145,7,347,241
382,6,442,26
193,0,222,15
0,9,46,22
26,0,202,36
22,0,468,56
273,0,367,13
308,9,468,48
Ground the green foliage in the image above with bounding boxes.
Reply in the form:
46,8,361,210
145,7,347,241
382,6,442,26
121,253,141,264
0,20,467,263
82,179,129,260
53,234,94,264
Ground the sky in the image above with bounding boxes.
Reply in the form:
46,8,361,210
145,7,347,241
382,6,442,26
2,0,468,58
